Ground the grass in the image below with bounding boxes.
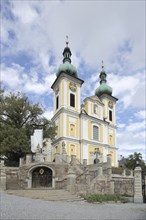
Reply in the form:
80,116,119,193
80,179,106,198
81,194,129,203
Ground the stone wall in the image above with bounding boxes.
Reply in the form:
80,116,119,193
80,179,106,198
0,156,135,199
0,167,20,190
18,162,69,189
112,176,134,196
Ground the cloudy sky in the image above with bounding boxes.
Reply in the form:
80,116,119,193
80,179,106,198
1,0,145,161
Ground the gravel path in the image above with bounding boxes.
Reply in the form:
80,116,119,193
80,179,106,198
1,192,146,220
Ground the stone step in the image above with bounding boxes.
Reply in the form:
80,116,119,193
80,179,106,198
6,189,84,202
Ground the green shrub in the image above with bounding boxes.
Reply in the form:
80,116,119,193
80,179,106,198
81,193,128,203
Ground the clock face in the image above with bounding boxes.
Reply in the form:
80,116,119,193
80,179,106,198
108,101,113,108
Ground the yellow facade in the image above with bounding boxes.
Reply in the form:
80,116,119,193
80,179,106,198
51,58,118,166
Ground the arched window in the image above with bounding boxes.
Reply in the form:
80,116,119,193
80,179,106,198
93,125,99,140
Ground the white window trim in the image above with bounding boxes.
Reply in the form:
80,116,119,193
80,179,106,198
69,92,76,108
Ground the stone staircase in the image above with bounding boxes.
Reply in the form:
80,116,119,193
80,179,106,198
6,189,84,202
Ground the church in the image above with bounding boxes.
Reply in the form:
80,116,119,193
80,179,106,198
51,39,118,166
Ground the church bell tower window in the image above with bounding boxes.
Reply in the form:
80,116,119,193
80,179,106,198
70,93,75,107
56,96,59,110
109,110,112,121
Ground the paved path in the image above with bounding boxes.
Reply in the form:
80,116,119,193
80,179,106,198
1,192,146,220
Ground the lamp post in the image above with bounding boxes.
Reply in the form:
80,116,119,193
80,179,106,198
136,158,141,167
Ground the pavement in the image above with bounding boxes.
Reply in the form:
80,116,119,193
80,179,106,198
1,191,146,220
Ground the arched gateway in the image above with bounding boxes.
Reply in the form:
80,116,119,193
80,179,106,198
32,166,52,188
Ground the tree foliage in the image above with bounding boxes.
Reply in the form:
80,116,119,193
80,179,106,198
125,152,145,170
0,90,57,166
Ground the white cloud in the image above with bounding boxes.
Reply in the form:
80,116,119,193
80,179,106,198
1,63,56,95
43,110,54,120
126,122,145,132
134,110,146,120
117,118,145,161
117,123,126,129
109,71,145,109
1,1,145,69
1,63,24,89
11,2,39,24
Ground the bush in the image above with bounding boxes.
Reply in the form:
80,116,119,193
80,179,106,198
81,194,128,203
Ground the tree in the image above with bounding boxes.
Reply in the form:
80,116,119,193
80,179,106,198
0,91,57,166
125,152,145,170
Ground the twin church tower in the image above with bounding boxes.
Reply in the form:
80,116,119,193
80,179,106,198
51,39,118,166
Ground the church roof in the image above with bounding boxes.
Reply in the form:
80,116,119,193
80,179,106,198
95,62,113,97
84,95,104,105
56,37,78,78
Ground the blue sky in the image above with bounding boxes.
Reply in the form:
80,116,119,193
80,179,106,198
1,0,145,161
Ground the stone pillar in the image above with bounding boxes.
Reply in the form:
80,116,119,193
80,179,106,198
110,181,115,194
0,169,6,190
19,157,24,166
62,153,67,163
134,166,143,203
130,170,133,177
55,153,60,163
45,152,52,162
71,155,76,166
26,154,32,164
107,154,112,167
67,155,70,163
0,162,6,190
67,167,76,193
122,169,126,176
98,167,103,176
83,159,87,168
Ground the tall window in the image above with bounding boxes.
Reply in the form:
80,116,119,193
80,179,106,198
70,93,75,107
56,96,59,110
93,125,99,140
109,110,112,121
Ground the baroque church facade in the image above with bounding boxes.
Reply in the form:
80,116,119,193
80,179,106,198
51,40,118,166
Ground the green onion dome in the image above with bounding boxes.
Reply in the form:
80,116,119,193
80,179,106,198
95,62,112,97
56,43,78,78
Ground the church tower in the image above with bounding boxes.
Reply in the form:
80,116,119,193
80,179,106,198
51,38,84,161
80,62,118,166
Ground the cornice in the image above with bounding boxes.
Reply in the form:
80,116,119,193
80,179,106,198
51,72,84,90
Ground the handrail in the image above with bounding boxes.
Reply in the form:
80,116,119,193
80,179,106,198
61,158,68,163
76,169,88,180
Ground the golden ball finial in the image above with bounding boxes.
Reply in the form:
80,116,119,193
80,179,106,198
102,60,104,69
66,35,69,46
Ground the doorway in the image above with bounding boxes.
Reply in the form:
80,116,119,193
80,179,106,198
32,166,52,188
